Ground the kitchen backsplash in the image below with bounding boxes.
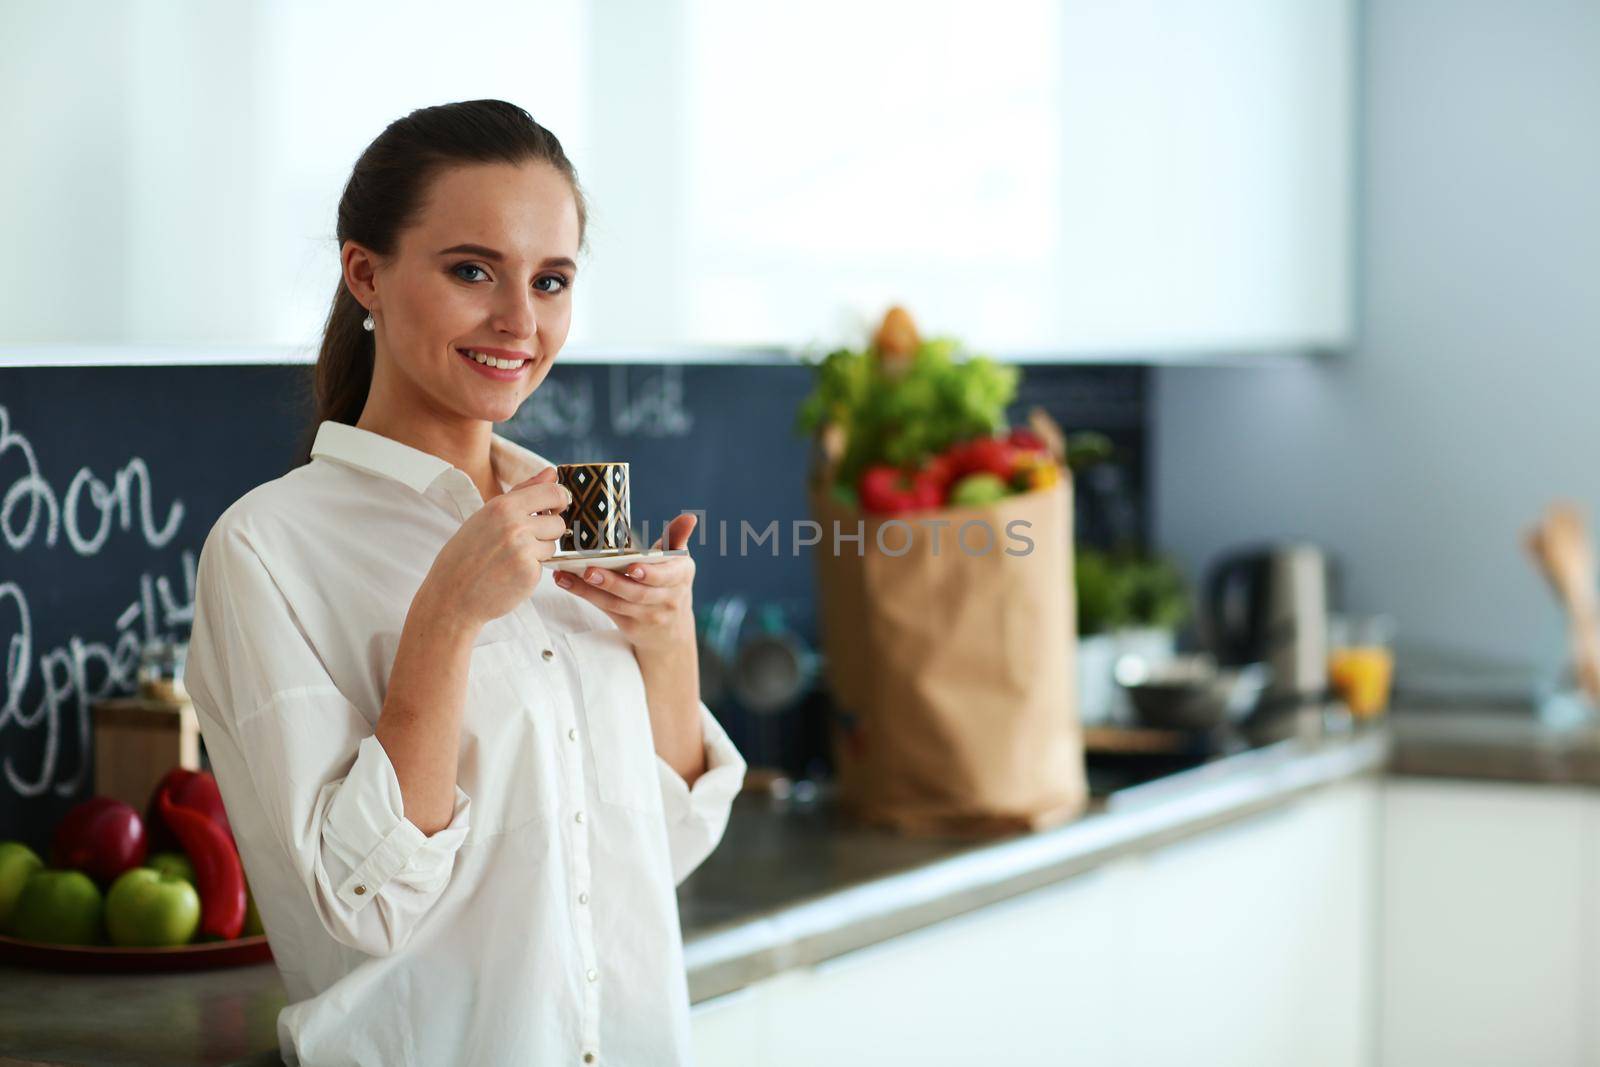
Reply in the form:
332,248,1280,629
0,360,1146,840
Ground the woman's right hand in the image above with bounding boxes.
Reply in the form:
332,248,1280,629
419,467,571,630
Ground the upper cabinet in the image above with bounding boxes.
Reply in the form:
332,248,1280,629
586,0,1353,359
1,0,1352,363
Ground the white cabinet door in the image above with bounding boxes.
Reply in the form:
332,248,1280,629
695,866,1130,1067
1121,779,1377,1067
693,778,1376,1066
1379,778,1589,1067
691,984,769,1065
580,0,1353,358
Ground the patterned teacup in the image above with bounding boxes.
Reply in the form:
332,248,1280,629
556,462,631,552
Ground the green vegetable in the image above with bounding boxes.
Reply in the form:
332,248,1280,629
796,337,1020,491
1076,548,1190,636
948,472,1010,508
1065,432,1114,473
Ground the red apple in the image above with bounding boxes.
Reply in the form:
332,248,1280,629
51,797,147,886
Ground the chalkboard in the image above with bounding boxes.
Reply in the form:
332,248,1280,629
0,360,1145,847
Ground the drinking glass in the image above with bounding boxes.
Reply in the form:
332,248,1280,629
1328,614,1396,719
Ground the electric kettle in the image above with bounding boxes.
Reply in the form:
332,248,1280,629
1203,544,1336,709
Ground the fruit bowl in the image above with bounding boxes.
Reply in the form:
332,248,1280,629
0,932,272,973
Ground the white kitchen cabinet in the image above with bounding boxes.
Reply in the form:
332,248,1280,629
689,984,769,1064
693,866,1128,1066
1122,777,1377,1067
692,778,1377,1066
4,0,1352,361
1378,778,1590,1067
586,0,1354,359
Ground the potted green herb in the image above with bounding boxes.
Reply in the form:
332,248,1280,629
1076,548,1190,724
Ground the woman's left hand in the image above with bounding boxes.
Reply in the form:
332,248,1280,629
553,513,698,655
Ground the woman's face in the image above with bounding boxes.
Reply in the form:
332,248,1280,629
351,160,582,425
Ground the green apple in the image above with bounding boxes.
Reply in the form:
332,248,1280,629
0,842,44,932
12,869,103,945
243,884,263,937
105,867,200,947
147,851,196,887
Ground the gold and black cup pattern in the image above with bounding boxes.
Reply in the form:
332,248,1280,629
557,462,631,552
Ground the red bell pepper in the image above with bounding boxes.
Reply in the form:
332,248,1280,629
158,788,246,940
1007,426,1049,454
146,768,236,854
859,464,947,515
917,454,956,492
962,436,1019,481
858,465,918,515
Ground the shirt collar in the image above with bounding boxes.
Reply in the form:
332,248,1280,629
309,420,552,495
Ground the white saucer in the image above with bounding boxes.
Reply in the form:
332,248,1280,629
547,547,690,574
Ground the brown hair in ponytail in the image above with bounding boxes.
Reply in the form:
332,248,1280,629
292,99,588,467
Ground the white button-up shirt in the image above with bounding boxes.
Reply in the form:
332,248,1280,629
182,420,747,1067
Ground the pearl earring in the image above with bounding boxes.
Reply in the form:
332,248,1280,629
362,313,375,332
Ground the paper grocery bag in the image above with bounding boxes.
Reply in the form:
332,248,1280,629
810,479,1087,838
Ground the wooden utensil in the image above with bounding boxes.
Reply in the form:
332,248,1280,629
1524,501,1600,704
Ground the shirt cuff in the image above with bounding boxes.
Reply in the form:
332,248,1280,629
322,734,472,911
656,701,747,827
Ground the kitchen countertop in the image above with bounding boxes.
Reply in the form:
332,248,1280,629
678,722,1391,1004
1387,703,1600,784
0,720,1396,1066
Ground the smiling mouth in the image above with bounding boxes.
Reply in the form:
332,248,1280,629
457,348,531,371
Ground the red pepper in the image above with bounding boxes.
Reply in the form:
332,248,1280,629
917,454,956,493
909,468,945,510
1007,426,1049,454
963,436,1020,481
146,769,236,854
859,464,947,515
158,788,247,940
858,465,918,515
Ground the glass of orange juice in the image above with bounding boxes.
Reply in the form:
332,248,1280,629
1328,614,1396,719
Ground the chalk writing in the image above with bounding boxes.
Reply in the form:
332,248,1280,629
0,406,193,798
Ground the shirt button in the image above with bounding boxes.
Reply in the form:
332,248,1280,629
575,811,585,824
353,885,367,896
568,727,578,741
586,968,599,982
542,648,554,662
583,1053,596,1063
578,892,589,905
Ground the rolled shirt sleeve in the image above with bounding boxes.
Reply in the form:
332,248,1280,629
655,700,747,886
320,734,471,915
184,523,471,958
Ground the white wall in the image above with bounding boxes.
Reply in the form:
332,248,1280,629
1153,0,1600,668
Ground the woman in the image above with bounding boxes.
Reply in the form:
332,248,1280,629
182,100,747,1067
